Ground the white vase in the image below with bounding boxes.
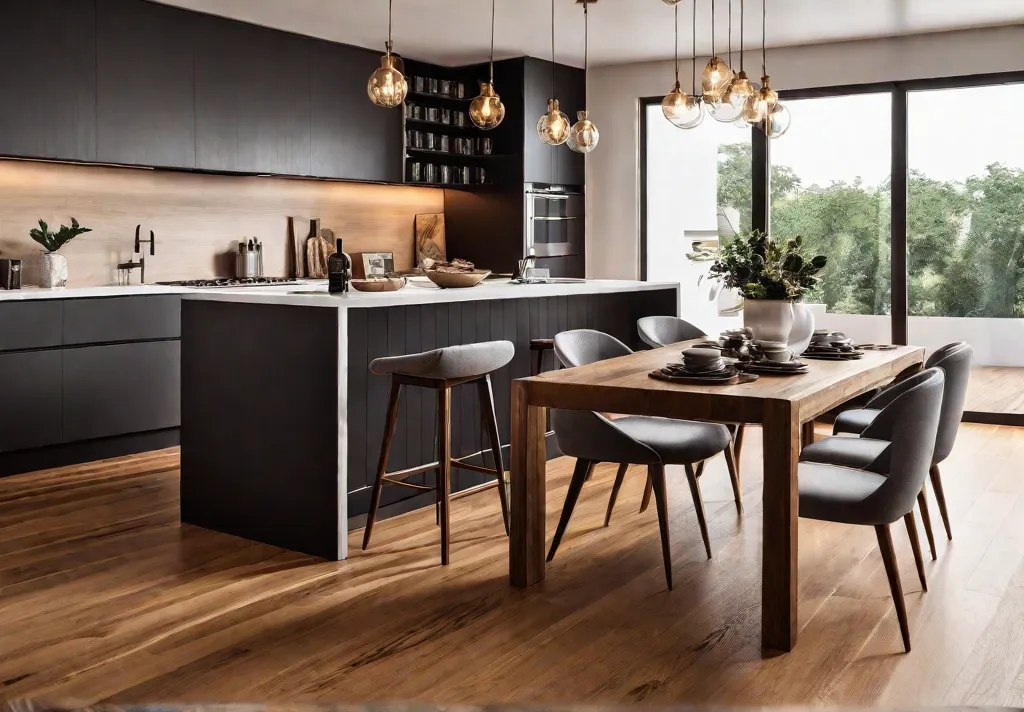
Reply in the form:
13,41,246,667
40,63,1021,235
743,299,795,343
39,252,68,288
787,301,816,355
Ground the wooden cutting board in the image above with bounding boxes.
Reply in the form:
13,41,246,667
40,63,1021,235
415,213,446,266
305,218,333,279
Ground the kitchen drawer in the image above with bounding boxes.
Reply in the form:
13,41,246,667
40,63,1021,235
0,301,63,352
0,350,63,452
63,341,181,441
63,295,181,345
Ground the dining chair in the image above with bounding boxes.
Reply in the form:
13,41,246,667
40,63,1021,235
635,315,747,504
816,342,972,557
546,330,741,590
799,367,945,652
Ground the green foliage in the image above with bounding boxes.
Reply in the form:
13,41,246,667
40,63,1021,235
708,230,827,301
29,218,92,253
715,147,1024,319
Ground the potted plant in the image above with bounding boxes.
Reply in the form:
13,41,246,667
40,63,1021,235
707,230,827,347
29,218,92,288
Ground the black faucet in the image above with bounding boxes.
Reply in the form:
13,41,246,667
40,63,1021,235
118,225,156,285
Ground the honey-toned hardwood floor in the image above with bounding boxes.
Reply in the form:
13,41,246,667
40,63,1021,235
3,423,1024,706
967,366,1024,414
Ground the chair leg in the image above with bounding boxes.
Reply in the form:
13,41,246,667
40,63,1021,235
733,423,745,464
649,463,674,591
904,511,928,592
639,470,654,514
723,442,742,514
684,463,712,560
362,381,402,551
695,460,706,478
930,464,953,541
604,463,630,526
477,375,509,536
875,523,911,653
437,387,452,565
917,486,937,560
532,349,544,377
547,459,596,562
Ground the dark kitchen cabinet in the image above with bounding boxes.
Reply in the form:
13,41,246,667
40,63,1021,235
95,0,196,168
0,0,97,162
0,301,63,352
556,63,587,187
195,16,311,175
0,351,63,453
309,40,403,183
523,58,559,186
62,295,181,346
63,340,181,442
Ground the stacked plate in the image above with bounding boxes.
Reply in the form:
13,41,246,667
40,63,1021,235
803,330,865,360
649,347,756,385
740,359,809,375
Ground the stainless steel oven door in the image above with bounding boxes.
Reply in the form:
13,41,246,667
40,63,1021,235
526,192,583,257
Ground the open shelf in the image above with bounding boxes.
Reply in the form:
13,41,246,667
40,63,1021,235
404,181,495,188
407,91,472,103
405,117,476,129
406,147,511,158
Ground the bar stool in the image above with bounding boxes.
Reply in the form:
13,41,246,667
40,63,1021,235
530,338,556,377
361,340,515,565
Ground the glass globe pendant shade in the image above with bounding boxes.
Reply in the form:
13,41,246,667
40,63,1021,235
742,75,778,125
712,70,755,123
367,43,408,109
537,99,570,145
470,81,506,130
568,110,599,154
661,0,684,4
765,102,791,139
701,56,734,103
663,83,704,129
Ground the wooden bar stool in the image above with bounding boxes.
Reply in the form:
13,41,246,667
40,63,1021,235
530,338,555,376
361,340,515,565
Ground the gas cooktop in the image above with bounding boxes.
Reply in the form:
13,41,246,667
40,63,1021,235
158,277,299,288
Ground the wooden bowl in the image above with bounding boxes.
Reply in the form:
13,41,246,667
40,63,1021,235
426,269,491,289
351,276,406,292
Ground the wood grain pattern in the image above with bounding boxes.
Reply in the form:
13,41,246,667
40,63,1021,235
0,422,1021,704
415,213,447,266
0,159,442,286
510,342,926,652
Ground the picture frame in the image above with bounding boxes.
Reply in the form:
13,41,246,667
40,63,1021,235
361,252,395,278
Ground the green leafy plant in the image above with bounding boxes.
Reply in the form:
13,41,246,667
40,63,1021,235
707,230,827,301
29,218,92,253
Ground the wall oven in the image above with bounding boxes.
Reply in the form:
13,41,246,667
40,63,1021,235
525,184,584,258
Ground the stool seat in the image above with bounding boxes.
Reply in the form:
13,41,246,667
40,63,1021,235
370,341,514,380
530,338,555,350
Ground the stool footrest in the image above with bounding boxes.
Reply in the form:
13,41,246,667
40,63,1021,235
381,461,440,491
451,458,501,478
382,478,435,492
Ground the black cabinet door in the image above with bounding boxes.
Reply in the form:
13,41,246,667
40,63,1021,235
195,17,311,176
95,0,195,168
556,63,586,187
0,350,62,453
0,0,97,162
523,58,558,185
309,40,403,183
0,301,63,353
63,296,181,345
63,341,181,442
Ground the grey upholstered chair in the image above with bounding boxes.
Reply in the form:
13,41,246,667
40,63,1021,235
812,342,973,558
636,315,747,495
362,340,515,565
546,330,741,589
637,315,706,349
800,367,945,652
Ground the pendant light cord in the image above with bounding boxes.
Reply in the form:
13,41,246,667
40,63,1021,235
387,0,393,51
673,3,679,85
761,0,767,75
710,0,716,59
727,0,733,69
489,0,496,83
584,2,589,82
739,0,744,72
691,0,698,94
551,0,556,93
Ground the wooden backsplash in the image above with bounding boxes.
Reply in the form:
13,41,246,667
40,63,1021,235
0,159,443,286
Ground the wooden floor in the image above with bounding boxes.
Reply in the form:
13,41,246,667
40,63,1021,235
967,366,1024,414
3,424,1024,706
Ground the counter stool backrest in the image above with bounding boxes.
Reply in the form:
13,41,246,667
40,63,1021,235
637,316,706,348
554,329,632,369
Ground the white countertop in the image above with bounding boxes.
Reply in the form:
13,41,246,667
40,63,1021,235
0,284,193,301
180,278,679,308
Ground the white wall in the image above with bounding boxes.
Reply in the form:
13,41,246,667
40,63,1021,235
586,25,1024,279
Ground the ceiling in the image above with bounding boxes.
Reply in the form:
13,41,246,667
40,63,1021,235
155,0,1022,68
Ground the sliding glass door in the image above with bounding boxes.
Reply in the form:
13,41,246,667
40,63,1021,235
768,93,893,346
907,83,1024,416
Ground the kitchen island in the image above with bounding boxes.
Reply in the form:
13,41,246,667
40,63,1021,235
180,279,678,560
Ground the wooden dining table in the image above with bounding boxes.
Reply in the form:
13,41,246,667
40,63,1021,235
509,340,925,652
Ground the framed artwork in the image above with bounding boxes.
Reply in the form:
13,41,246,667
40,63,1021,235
361,252,395,277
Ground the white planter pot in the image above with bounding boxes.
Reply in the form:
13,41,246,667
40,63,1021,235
743,299,795,343
788,301,816,355
39,252,68,288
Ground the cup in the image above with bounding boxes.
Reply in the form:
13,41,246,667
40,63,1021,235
425,132,436,150
440,165,452,184
441,108,451,124
424,163,437,183
480,138,493,155
428,78,439,94
408,162,421,182
413,76,425,93
426,107,439,122
457,82,466,98
439,135,450,153
440,80,451,96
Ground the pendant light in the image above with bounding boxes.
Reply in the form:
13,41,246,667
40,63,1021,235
569,0,599,154
711,0,754,123
661,0,683,4
662,1,703,129
470,0,506,130
537,0,570,145
742,0,785,134
701,0,734,104
367,0,408,109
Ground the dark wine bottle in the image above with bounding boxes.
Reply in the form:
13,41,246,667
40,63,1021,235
328,238,351,294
